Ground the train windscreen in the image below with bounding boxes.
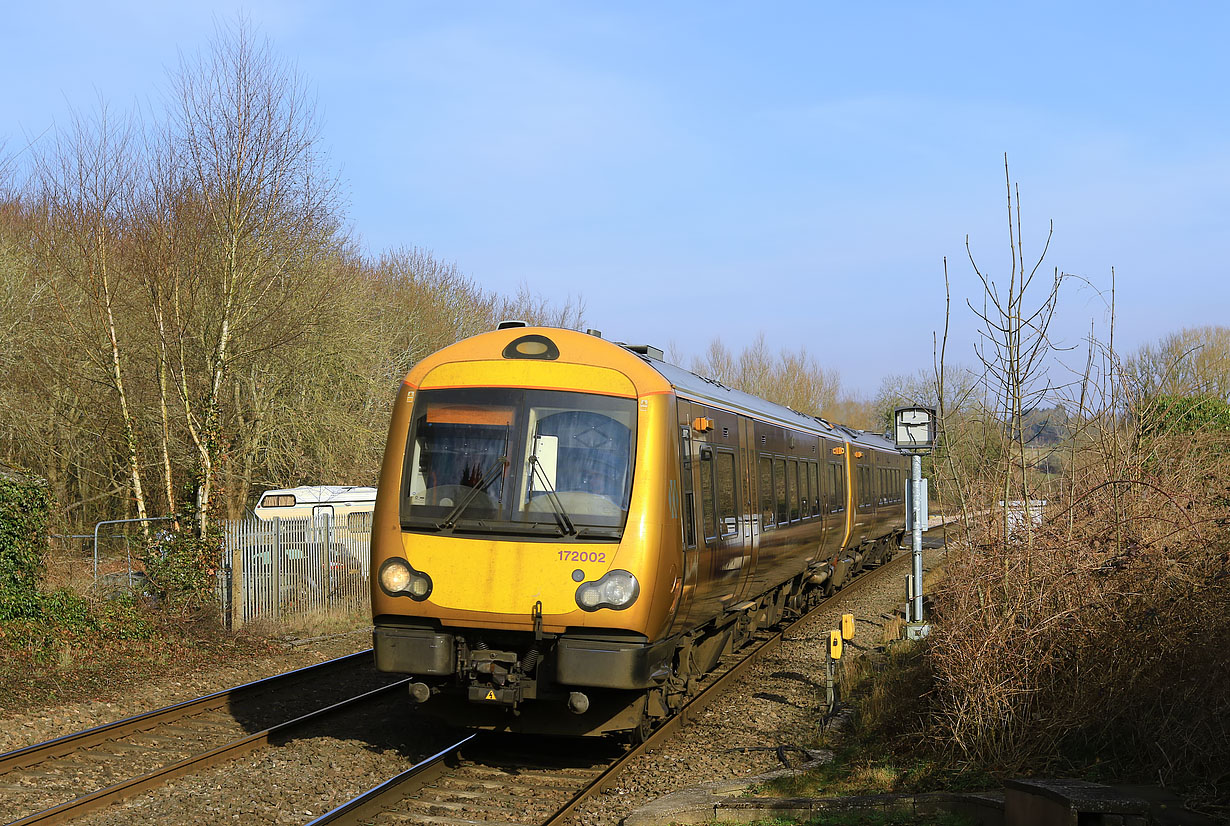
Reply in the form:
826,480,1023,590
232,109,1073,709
400,387,637,540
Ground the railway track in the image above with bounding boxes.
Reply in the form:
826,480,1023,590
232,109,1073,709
308,552,910,826
0,650,402,826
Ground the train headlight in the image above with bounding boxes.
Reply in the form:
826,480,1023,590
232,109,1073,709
378,558,432,601
575,570,639,612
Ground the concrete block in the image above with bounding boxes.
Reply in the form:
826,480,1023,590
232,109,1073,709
1005,778,1147,826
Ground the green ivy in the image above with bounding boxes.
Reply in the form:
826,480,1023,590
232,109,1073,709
0,589,158,656
0,472,52,621
140,528,220,608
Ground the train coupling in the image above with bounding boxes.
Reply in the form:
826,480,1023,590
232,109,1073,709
462,648,539,708
468,683,524,705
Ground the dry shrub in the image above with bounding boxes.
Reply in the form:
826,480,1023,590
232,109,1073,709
928,425,1230,796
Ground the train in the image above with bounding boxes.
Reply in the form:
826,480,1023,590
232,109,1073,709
370,324,908,737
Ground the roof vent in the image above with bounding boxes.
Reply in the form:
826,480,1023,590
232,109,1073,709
621,343,664,361
497,320,528,330
586,329,603,338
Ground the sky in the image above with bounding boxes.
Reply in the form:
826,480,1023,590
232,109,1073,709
4,2,1228,396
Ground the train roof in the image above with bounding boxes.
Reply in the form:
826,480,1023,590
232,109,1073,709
622,344,895,450
409,325,899,453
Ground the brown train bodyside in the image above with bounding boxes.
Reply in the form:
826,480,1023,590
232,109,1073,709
371,326,906,736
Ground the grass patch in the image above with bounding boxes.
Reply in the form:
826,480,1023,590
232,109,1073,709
757,640,994,801
243,602,369,644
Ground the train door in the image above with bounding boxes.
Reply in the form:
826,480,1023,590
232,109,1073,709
850,449,872,547
692,405,744,609
670,401,701,634
737,415,758,602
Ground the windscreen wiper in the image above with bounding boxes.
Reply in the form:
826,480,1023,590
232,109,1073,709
437,456,508,531
528,454,576,536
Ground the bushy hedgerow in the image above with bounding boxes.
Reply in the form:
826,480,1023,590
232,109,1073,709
0,589,158,656
1139,394,1230,438
0,470,52,621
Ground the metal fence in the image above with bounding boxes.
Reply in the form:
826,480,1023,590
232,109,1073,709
219,515,371,625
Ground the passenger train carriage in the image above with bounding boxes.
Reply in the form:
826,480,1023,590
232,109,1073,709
371,325,907,737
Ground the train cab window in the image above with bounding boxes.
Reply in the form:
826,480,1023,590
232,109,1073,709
774,458,788,526
402,387,636,539
699,446,718,541
759,455,775,529
716,450,738,537
680,429,696,548
788,459,800,522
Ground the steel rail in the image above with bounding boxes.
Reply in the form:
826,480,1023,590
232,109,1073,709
6,681,405,826
543,551,908,826
307,735,479,825
0,650,373,774
306,554,910,826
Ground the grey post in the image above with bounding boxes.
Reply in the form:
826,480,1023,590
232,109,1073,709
893,406,936,632
911,452,923,622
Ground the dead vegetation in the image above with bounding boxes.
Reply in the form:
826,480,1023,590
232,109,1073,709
920,160,1230,810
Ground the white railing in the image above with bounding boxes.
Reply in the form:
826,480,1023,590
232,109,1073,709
219,515,370,625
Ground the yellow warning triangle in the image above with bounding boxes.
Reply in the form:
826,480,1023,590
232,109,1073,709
485,689,497,700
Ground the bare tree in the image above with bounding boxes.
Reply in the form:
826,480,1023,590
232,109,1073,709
1123,324,1230,401
965,155,1066,545
33,102,153,537
163,18,341,535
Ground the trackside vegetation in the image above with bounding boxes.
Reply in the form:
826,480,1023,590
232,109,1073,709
0,468,52,621
774,165,1230,819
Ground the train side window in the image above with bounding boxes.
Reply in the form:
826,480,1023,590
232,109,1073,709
788,459,800,522
716,450,738,537
699,446,718,540
759,455,775,529
774,458,788,526
679,428,696,548
828,462,843,513
797,462,806,518
809,462,820,517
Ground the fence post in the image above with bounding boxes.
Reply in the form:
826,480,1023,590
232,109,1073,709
230,521,243,630
324,512,333,609
274,517,282,622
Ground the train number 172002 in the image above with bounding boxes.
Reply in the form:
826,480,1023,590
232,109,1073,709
557,550,607,562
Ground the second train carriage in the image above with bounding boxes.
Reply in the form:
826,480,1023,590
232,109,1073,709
371,325,907,736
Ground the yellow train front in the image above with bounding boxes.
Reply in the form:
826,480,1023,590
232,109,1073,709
371,325,906,737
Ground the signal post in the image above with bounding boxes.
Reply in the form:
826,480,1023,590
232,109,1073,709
893,406,936,640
